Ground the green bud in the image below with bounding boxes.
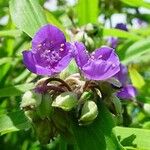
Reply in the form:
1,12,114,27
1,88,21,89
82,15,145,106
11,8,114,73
74,31,84,42
85,23,98,35
52,109,69,133
52,92,78,111
33,119,55,145
37,94,53,119
20,91,42,110
85,35,94,50
79,101,98,125
143,103,150,116
107,77,122,88
85,23,94,32
24,110,39,122
79,91,94,103
111,95,123,124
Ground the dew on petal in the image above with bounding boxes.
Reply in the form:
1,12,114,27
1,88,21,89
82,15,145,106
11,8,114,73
60,43,65,47
60,48,64,51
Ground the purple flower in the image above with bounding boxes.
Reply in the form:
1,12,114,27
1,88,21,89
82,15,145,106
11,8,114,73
117,85,137,99
115,23,128,31
107,37,118,49
114,64,128,86
22,24,73,76
74,42,120,80
113,64,137,99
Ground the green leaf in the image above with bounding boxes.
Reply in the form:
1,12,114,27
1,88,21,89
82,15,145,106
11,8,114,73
0,83,35,97
71,101,124,150
13,69,31,84
76,0,99,25
0,111,31,135
129,67,145,89
9,0,47,37
0,30,22,37
122,38,150,64
0,57,13,65
114,126,150,150
103,28,141,40
121,0,150,9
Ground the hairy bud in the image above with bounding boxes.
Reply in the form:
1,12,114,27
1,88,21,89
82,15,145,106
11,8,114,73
52,92,78,111
20,91,42,110
79,101,98,125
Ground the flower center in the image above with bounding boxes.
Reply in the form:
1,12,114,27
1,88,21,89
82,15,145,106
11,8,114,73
36,40,65,68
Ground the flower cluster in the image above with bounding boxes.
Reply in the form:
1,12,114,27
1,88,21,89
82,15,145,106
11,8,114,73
22,24,137,144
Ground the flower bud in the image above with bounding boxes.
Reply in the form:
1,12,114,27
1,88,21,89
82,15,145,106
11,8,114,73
143,103,150,116
24,110,39,122
79,91,94,103
52,92,78,111
33,119,55,145
74,31,84,42
111,95,123,124
85,35,94,50
85,23,94,33
37,94,53,119
20,91,42,110
79,101,98,125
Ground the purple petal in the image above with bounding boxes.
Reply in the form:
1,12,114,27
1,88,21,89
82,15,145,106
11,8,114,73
53,53,73,73
92,46,119,62
32,24,66,50
53,42,74,73
74,42,89,68
117,84,137,99
114,64,128,86
82,59,120,80
115,23,128,31
107,37,118,49
23,51,52,75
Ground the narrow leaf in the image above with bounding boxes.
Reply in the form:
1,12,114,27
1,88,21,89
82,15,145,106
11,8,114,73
103,28,141,40
76,0,99,25
9,0,47,37
129,67,145,89
0,30,22,37
121,0,150,9
0,83,35,97
0,111,31,135
114,126,150,150
122,38,150,64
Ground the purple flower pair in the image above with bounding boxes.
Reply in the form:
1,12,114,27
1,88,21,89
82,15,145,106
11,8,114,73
114,64,137,100
23,24,120,81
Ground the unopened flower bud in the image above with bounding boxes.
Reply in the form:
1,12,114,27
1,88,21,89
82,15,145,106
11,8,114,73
52,92,78,111
37,94,53,119
20,91,42,110
74,31,84,42
85,23,94,33
79,91,94,103
34,119,55,145
85,35,94,50
143,103,150,116
24,110,39,121
79,101,98,125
